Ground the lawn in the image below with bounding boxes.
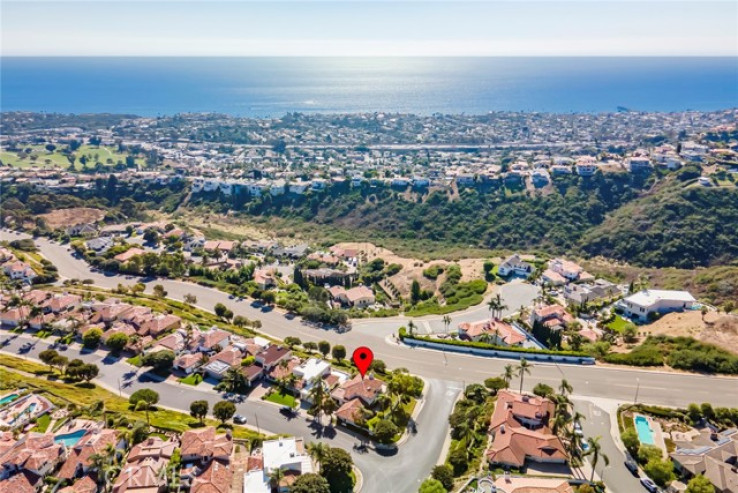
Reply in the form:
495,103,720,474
263,391,297,408
32,413,52,432
179,373,203,386
607,315,631,333
0,359,263,442
0,145,145,170
126,355,143,367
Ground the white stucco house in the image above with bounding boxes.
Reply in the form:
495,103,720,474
618,289,697,322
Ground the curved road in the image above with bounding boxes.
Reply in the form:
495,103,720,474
0,333,460,493
8,231,736,409
3,230,738,493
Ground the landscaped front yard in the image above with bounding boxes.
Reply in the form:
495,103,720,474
607,314,631,333
179,373,203,386
0,355,263,441
263,391,297,408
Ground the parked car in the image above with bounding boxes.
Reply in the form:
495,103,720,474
279,406,296,416
233,414,247,424
625,458,639,476
640,477,659,493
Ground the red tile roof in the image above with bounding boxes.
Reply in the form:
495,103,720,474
331,375,385,406
458,319,526,345
486,390,565,468
58,429,118,479
180,427,232,461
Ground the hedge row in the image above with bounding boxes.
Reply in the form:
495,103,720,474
398,328,590,358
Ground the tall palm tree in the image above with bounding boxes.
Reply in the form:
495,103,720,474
442,315,451,334
307,375,327,422
487,296,501,319
502,364,517,388
268,467,286,492
517,358,533,394
585,436,609,482
306,442,329,472
492,293,508,319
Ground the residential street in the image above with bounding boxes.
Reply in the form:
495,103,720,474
6,231,736,409
3,229,738,493
0,333,462,493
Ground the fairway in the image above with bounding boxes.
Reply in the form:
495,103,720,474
0,144,145,169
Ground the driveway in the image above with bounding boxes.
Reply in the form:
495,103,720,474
574,398,644,493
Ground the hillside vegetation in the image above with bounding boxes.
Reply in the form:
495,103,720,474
193,171,737,269
582,179,738,268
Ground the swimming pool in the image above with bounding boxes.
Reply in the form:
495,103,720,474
54,429,87,447
635,415,655,445
0,394,19,406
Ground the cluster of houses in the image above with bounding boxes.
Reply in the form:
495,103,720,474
0,289,183,353
0,391,340,493
0,380,330,493
0,393,55,429
0,247,37,285
670,428,738,493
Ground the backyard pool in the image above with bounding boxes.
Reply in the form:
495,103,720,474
54,429,87,447
635,415,655,445
0,393,19,406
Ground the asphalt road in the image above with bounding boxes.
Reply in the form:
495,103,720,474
4,230,738,493
574,398,644,493
0,333,461,493
8,230,737,409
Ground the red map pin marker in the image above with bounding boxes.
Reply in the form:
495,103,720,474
352,346,374,379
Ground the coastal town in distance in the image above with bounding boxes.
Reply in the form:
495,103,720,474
0,107,737,493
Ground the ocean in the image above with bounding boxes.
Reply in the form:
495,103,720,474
1,57,736,117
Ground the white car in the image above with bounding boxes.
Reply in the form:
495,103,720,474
640,477,659,492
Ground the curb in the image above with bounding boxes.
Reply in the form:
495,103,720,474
352,465,364,493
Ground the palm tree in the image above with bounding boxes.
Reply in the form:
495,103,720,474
502,364,516,388
442,315,451,334
558,379,573,397
478,332,496,345
268,467,286,492
223,367,246,393
307,375,327,422
517,358,533,394
585,436,609,482
135,400,152,426
321,397,337,426
306,442,329,472
375,393,392,411
485,294,506,319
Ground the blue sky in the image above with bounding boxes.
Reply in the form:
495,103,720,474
2,1,737,56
